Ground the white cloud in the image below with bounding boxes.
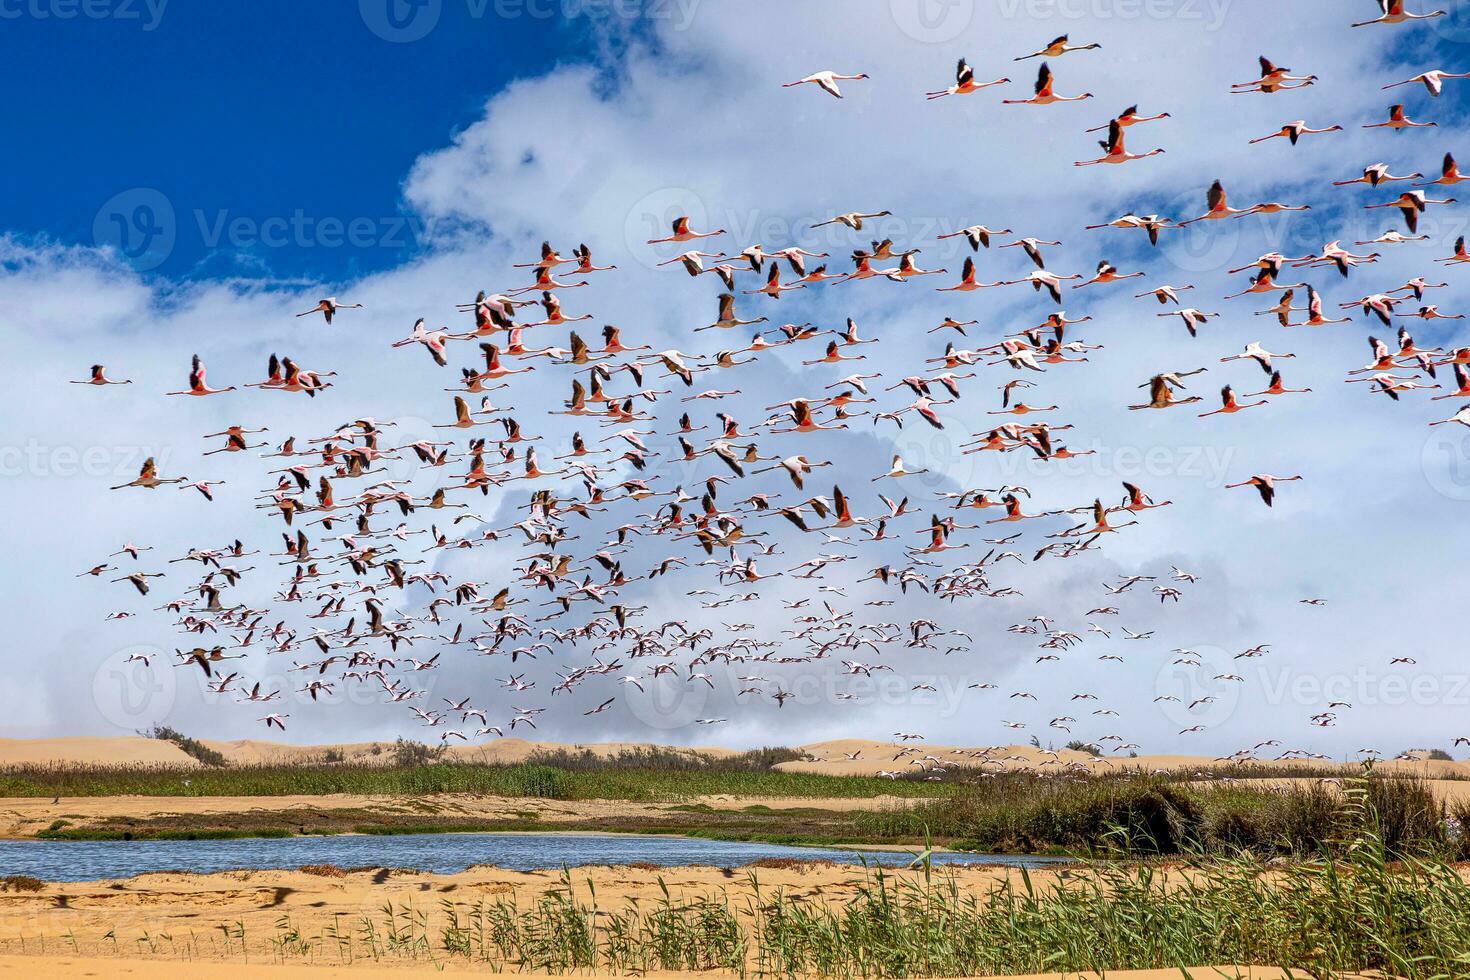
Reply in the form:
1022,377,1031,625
4,4,1468,759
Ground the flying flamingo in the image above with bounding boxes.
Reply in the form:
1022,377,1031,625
1352,0,1446,26
811,210,892,230
1231,56,1317,94
111,457,187,490
1417,152,1464,186
782,70,870,99
1222,342,1296,374
296,297,362,324
71,364,131,385
1002,64,1092,106
1248,120,1342,145
1130,374,1204,411
1382,68,1470,97
1364,190,1457,233
1362,103,1436,131
392,318,455,367
646,215,726,245
937,224,1012,251
1014,34,1101,60
1085,105,1169,131
1157,308,1218,337
1198,385,1268,418
1086,213,1172,244
926,58,1008,101
936,257,999,292
1225,473,1302,506
166,355,235,396
1074,119,1165,166
1178,180,1261,224
1333,162,1423,186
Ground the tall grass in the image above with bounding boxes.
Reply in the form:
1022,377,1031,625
855,771,1453,858
113,778,1470,977
0,759,946,801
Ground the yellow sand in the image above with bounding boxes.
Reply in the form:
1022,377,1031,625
0,864,1329,978
7,734,1466,779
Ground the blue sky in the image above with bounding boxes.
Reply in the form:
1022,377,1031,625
0,1,595,280
6,2,1470,757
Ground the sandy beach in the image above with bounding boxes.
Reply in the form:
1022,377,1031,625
0,861,1333,978
0,735,1459,975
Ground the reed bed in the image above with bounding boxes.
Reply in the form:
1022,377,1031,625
857,771,1466,859
0,758,945,802
43,780,1469,977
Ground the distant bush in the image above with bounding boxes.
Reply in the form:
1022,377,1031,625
145,726,227,768
298,864,347,877
1065,740,1102,757
0,875,43,892
390,738,447,767
857,771,1450,860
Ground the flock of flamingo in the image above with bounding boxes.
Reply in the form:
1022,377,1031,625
73,3,1469,770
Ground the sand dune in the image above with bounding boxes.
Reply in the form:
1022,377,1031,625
0,737,199,768
0,863,1332,978
4,735,1468,783
782,737,1470,779
0,735,741,769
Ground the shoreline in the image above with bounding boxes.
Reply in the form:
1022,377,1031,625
0,954,1318,979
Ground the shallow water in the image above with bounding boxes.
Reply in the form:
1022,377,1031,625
0,832,1065,882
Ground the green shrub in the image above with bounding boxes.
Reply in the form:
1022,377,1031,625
145,726,226,767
